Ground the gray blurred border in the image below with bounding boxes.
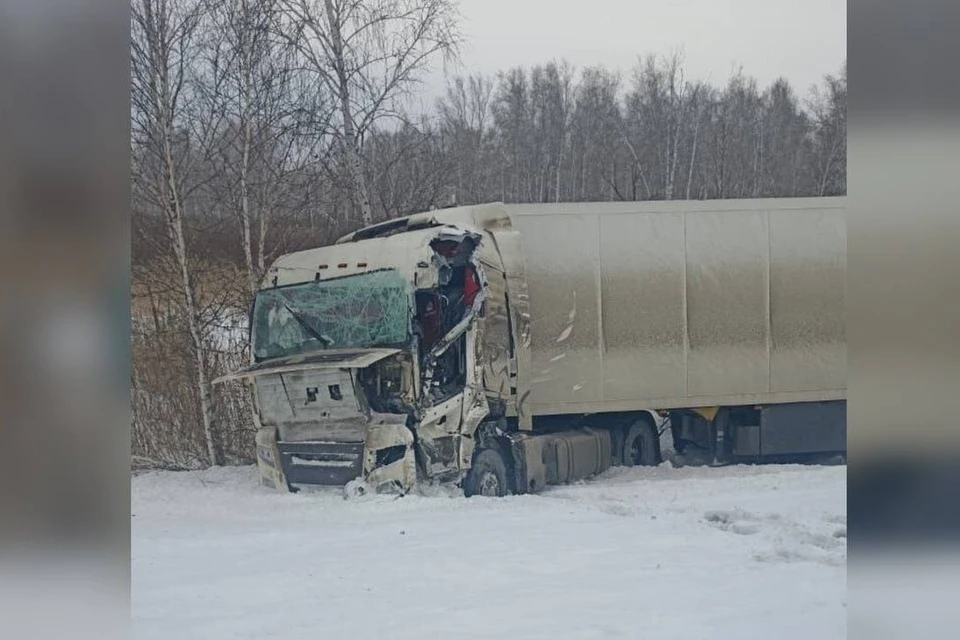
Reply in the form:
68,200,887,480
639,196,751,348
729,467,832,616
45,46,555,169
0,1,130,638
1,0,959,638
848,0,960,540
849,0,960,637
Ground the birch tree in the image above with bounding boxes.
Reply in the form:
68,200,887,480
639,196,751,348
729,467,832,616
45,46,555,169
808,62,847,196
530,60,574,202
198,0,330,301
492,68,531,202
131,0,220,466
624,53,692,200
437,74,493,203
278,0,459,225
568,67,623,201
758,78,808,196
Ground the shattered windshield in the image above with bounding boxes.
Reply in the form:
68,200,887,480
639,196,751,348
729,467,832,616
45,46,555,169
252,269,412,360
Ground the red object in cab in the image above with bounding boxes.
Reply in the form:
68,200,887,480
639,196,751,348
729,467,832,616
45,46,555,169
463,265,481,307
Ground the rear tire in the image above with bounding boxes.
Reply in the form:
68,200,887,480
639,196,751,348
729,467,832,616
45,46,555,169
622,418,661,467
463,448,510,497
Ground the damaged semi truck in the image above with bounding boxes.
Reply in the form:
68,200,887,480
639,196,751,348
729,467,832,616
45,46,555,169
216,197,846,497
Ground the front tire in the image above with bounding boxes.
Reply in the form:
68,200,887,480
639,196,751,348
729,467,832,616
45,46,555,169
622,418,661,467
463,448,510,497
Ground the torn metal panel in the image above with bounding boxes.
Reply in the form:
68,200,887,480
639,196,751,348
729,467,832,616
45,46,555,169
454,314,492,473
411,228,493,481
362,418,417,493
419,233,488,407
475,256,513,409
254,426,287,491
486,227,533,429
416,393,465,476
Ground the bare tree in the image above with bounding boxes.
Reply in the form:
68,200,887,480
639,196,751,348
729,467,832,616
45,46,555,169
131,0,220,465
197,0,331,301
492,68,531,202
757,77,807,196
624,52,691,200
568,66,623,201
808,62,847,197
278,0,460,225
530,60,574,202
436,74,493,204
365,117,452,216
684,82,708,199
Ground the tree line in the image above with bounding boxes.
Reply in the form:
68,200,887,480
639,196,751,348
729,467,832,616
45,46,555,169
130,0,846,468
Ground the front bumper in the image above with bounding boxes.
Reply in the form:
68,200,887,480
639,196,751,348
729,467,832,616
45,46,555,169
255,420,418,495
277,440,365,486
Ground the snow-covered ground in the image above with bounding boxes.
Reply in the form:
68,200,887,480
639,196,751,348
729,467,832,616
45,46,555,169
133,459,845,640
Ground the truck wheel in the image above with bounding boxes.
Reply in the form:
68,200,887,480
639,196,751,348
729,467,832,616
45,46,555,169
463,448,510,497
669,415,687,454
622,419,660,467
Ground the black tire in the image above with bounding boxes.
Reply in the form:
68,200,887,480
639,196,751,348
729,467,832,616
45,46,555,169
622,418,661,467
463,448,510,497
669,414,687,454
609,426,626,466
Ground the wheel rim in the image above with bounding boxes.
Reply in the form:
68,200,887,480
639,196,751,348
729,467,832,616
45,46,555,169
478,470,501,496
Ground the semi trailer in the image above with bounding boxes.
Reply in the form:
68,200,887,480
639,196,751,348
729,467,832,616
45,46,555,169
216,197,846,496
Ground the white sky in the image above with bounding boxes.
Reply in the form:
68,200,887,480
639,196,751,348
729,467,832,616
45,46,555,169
415,0,846,109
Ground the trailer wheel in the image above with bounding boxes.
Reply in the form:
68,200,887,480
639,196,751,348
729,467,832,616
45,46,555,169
622,419,661,467
463,448,510,497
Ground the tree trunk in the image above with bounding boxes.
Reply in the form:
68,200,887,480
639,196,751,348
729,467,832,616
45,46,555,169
257,205,267,283
667,99,685,201
324,0,373,226
163,130,219,467
685,105,701,200
239,114,258,298
554,150,562,203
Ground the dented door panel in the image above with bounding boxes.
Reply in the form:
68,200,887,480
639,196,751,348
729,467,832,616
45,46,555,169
487,227,532,429
478,263,513,406
362,419,417,493
416,393,466,477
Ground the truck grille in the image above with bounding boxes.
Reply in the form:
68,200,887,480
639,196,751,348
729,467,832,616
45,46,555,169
277,441,364,486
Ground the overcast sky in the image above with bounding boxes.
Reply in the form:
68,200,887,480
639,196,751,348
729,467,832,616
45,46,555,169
416,0,846,108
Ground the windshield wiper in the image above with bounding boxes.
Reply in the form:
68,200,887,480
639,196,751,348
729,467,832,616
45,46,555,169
282,303,334,347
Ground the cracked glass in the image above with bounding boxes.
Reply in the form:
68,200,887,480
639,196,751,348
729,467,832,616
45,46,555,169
253,269,412,360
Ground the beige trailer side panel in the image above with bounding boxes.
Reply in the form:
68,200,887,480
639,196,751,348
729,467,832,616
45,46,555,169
513,213,604,406
599,210,686,401
768,207,846,392
505,198,845,416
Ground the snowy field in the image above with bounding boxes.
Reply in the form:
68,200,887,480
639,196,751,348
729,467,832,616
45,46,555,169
132,458,846,640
